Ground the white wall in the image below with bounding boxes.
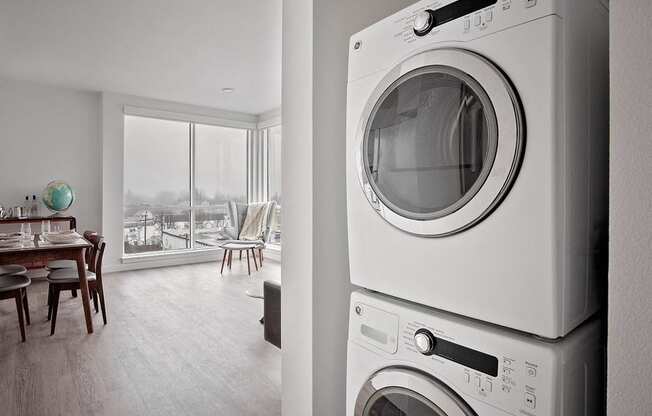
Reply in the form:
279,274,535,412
0,78,101,232
608,1,652,413
282,1,415,415
0,79,277,273
281,0,313,414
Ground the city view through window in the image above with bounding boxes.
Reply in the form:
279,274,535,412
123,115,249,255
267,125,282,245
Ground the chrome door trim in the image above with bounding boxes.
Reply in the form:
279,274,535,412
354,367,477,416
355,48,525,237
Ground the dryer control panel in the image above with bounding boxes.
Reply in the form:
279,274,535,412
348,0,557,82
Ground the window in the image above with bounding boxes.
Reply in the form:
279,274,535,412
123,115,249,255
194,124,248,248
267,125,282,245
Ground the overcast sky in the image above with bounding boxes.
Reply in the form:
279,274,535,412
124,115,247,204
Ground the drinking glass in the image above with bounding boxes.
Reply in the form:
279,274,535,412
20,223,32,244
41,220,51,235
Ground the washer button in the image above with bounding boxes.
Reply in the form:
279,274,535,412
464,373,470,383
475,376,481,387
526,366,537,377
485,10,493,22
525,393,536,409
526,0,537,7
484,380,493,392
464,19,470,31
474,14,482,26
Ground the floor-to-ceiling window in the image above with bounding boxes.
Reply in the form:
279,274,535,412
194,123,248,248
267,125,282,245
123,115,249,255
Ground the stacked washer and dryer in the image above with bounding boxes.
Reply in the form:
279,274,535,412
345,0,609,415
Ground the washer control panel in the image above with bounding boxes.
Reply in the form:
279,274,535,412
350,291,601,416
402,320,544,414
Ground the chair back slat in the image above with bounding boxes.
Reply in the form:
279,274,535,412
82,231,98,264
86,234,104,273
95,241,106,283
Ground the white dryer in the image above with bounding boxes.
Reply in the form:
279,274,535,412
346,0,609,338
347,290,604,416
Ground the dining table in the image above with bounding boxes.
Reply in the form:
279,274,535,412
0,234,94,334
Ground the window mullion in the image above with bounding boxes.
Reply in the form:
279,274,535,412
189,123,195,250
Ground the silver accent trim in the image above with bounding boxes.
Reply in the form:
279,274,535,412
355,367,477,416
355,48,525,237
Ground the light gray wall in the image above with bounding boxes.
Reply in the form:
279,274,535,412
0,78,101,232
282,1,415,415
608,1,652,413
281,0,314,414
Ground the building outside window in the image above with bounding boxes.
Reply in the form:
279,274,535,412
267,125,282,245
123,115,249,255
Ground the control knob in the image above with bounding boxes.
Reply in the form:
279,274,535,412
413,10,436,37
414,329,436,355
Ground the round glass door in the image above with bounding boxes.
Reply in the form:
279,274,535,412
355,48,524,237
364,66,498,221
355,368,476,416
364,387,447,416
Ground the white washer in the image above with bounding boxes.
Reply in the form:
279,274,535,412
347,290,604,416
346,0,609,338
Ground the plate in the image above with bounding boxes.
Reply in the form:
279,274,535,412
0,241,21,248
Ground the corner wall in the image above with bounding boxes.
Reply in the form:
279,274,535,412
608,0,652,413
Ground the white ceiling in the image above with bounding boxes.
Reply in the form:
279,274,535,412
0,0,282,115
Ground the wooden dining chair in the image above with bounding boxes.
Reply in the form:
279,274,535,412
0,274,31,342
47,237,107,335
46,230,98,298
0,264,27,276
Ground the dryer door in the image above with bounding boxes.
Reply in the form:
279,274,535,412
356,48,524,237
355,368,476,416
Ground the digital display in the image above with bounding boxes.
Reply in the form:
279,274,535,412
433,337,499,377
361,324,388,345
433,0,497,28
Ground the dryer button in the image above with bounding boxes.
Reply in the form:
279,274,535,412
525,0,537,7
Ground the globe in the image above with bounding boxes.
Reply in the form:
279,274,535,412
42,180,75,213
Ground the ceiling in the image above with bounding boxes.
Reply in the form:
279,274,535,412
0,0,282,115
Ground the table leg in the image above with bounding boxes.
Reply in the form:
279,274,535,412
76,249,94,334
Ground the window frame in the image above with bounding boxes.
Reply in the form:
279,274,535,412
122,109,255,258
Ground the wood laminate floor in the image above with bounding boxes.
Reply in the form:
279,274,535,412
0,260,282,416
